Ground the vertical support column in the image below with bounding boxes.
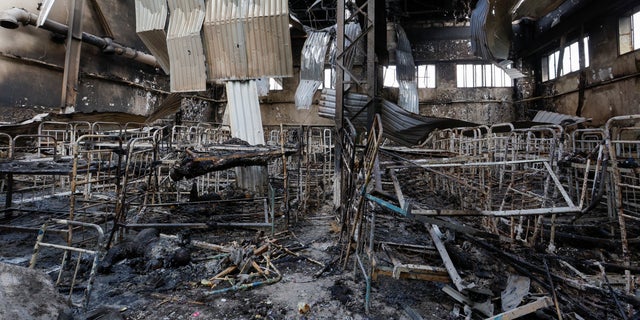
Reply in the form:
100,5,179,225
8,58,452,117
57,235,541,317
366,0,376,126
333,0,345,208
60,0,85,114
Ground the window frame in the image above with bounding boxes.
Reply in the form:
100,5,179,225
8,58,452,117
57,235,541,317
619,9,640,55
455,63,513,88
541,36,590,82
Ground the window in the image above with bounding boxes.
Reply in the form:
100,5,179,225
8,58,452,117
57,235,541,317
541,37,589,81
456,64,512,88
417,64,436,88
619,10,640,54
321,68,334,90
383,66,399,88
382,64,436,88
269,78,283,91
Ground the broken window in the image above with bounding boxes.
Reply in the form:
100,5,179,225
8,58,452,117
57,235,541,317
319,68,335,90
619,9,640,55
541,37,590,81
383,65,400,88
269,78,283,91
417,64,436,89
455,64,512,88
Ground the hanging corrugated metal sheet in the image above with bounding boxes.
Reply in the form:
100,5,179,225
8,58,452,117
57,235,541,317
226,80,267,192
394,24,415,82
135,0,171,74
203,0,293,81
319,89,475,146
225,80,265,145
166,0,207,92
295,31,331,109
470,0,512,61
393,24,418,113
398,80,419,114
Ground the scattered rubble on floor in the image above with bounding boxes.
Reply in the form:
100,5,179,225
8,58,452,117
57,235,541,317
0,115,639,319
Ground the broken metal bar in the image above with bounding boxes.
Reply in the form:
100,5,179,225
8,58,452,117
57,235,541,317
597,262,629,320
442,285,493,317
484,296,554,320
124,223,209,229
543,258,564,320
428,224,473,292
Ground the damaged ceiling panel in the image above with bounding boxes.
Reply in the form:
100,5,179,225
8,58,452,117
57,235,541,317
203,0,293,81
470,0,513,61
295,30,331,109
225,80,265,145
135,0,171,74
166,0,207,92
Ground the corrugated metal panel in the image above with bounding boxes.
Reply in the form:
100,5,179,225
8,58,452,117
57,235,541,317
295,80,322,110
394,24,415,82
167,0,207,92
226,80,267,192
203,0,293,80
225,80,265,145
319,89,475,146
299,31,331,81
470,0,512,61
398,80,419,114
135,0,171,74
532,111,589,125
393,24,418,113
295,31,331,109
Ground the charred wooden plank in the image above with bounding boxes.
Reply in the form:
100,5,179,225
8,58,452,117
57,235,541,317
169,147,297,181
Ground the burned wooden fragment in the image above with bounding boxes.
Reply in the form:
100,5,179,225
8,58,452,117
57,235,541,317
169,147,297,181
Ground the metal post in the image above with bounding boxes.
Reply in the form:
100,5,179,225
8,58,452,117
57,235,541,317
60,0,84,113
334,0,345,210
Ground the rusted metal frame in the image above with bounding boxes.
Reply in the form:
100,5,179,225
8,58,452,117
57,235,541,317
605,114,640,297
70,134,122,245
60,0,84,113
338,118,357,241
354,205,374,313
29,219,104,309
344,114,382,268
485,296,554,320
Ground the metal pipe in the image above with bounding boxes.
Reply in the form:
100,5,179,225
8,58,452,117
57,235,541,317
0,7,159,68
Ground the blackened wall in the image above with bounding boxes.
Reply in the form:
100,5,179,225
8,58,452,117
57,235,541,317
0,0,169,122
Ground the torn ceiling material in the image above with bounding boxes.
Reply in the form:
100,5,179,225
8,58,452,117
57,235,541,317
203,0,293,81
295,30,331,110
470,0,513,62
166,0,207,92
135,0,171,74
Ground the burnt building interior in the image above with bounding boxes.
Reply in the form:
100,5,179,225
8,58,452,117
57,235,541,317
0,0,639,319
